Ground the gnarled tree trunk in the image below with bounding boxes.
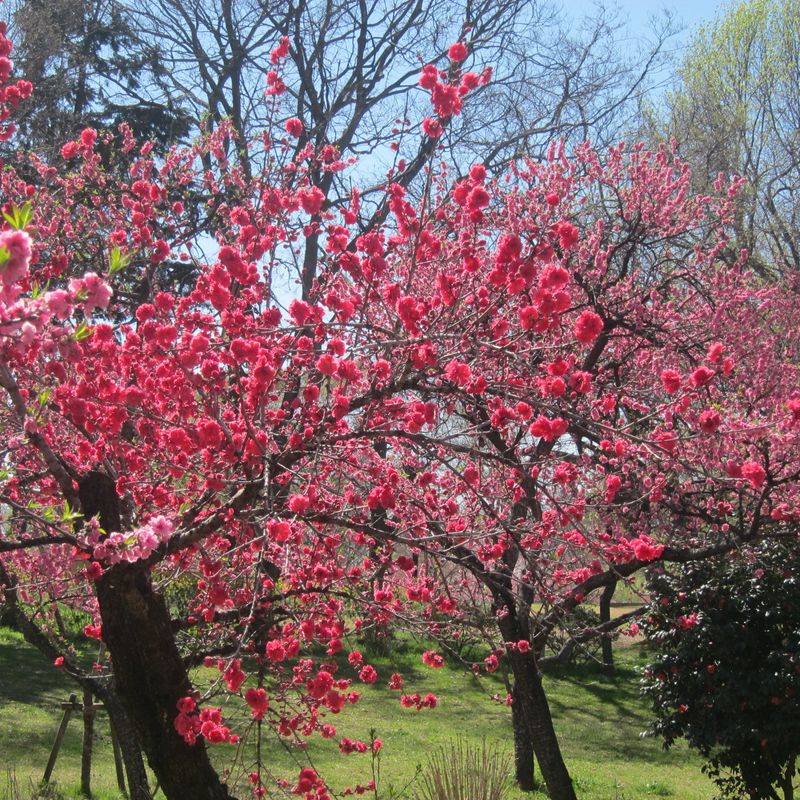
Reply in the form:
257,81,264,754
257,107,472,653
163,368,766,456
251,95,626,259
82,470,235,800
497,607,576,800
0,560,153,800
599,579,617,675
96,683,154,800
511,684,537,791
509,650,577,800
96,564,236,800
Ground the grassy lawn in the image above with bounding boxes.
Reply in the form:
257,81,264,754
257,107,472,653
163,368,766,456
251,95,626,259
0,625,714,800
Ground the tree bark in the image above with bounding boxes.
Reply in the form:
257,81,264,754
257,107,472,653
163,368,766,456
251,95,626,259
0,560,152,799
496,606,577,800
510,654,577,800
599,579,617,675
98,685,154,800
81,687,94,797
511,685,537,791
96,564,236,800
79,470,234,800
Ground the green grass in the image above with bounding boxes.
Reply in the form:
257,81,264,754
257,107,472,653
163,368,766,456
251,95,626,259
0,627,126,800
0,626,715,799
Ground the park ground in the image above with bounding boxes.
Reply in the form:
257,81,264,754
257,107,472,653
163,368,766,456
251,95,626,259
0,624,715,800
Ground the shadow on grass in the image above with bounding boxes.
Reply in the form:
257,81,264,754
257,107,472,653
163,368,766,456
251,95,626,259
548,669,643,719
0,627,73,706
541,647,679,766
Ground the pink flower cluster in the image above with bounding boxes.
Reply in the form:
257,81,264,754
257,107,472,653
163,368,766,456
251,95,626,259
174,696,237,745
0,230,31,288
0,24,32,141
0,229,113,354
91,515,174,564
418,42,491,134
400,692,438,710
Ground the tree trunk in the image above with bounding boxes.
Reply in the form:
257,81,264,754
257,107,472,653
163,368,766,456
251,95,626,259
599,579,617,675
0,560,152,799
96,564,236,800
489,581,575,800
511,686,537,791
510,651,577,800
99,685,154,800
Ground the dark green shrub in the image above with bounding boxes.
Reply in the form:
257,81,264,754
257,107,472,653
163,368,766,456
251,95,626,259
641,541,800,799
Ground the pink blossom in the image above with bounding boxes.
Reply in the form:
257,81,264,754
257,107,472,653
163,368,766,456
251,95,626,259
676,612,698,631
288,494,311,513
358,665,378,684
422,650,444,668
245,688,269,720
631,536,664,562
421,117,443,138
698,409,721,433
267,519,293,543
574,310,603,345
448,42,468,62
69,272,112,311
285,117,303,138
554,220,579,250
467,185,490,211
741,461,766,489
605,474,622,503
270,36,289,63
45,289,72,318
316,353,338,376
444,360,472,386
388,673,403,690
660,369,682,393
298,186,325,215
690,366,714,388
80,128,97,149
61,141,79,159
0,229,31,286
419,64,439,90
149,515,174,542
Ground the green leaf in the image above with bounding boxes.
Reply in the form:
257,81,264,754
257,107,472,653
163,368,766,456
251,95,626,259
109,246,131,276
30,280,49,300
61,500,83,523
72,322,93,341
2,202,33,231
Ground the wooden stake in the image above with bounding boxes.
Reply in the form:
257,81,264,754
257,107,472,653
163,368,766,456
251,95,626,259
81,687,95,796
108,717,127,795
43,692,77,783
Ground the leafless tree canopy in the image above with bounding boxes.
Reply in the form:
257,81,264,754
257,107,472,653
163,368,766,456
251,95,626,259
126,0,674,175
7,0,676,300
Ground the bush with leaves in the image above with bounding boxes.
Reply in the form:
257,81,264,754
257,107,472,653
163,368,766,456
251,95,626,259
641,541,800,799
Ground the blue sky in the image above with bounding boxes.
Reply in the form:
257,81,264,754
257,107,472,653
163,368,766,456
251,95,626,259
562,0,730,41
557,0,733,97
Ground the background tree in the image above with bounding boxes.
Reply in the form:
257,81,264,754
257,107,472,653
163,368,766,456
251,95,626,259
641,541,800,800
6,0,190,157
641,0,800,275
